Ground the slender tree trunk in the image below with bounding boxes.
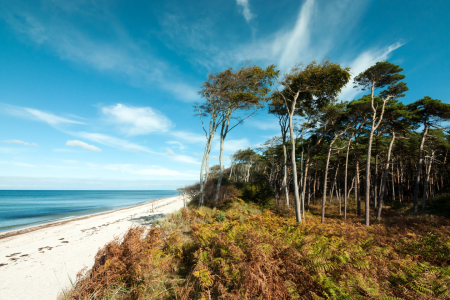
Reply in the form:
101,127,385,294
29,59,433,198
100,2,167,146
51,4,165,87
313,170,317,205
413,124,429,213
377,132,396,219
391,162,395,203
307,176,311,210
288,113,302,223
365,85,388,226
422,150,435,209
299,129,305,219
355,141,361,216
399,152,404,202
374,138,378,210
344,134,353,220
282,142,290,206
365,123,376,226
199,135,214,206
322,141,335,223
338,188,342,215
321,130,347,223
214,114,230,208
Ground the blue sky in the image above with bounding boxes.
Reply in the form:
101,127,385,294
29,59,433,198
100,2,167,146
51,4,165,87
0,0,449,189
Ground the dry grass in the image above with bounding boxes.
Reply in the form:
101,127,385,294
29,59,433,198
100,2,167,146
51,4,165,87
61,197,450,300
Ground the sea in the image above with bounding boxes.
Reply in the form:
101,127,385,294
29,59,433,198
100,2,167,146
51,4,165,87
0,190,179,233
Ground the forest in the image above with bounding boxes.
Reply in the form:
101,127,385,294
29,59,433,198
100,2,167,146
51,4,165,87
64,60,450,299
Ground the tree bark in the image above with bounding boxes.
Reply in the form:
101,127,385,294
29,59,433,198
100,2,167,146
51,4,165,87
413,124,429,213
344,134,353,220
214,113,231,208
377,131,396,219
289,113,302,223
422,150,435,209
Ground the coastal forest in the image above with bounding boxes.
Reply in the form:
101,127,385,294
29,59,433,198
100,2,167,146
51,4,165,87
64,60,450,299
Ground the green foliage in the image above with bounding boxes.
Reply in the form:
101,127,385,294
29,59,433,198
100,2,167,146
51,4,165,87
236,182,274,207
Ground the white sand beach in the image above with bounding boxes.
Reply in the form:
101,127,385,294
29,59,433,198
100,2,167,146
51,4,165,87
0,195,186,300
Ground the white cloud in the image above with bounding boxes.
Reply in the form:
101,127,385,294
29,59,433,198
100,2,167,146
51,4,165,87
1,104,84,126
76,132,151,152
2,139,38,146
339,42,405,100
102,103,173,135
171,131,206,144
166,141,186,150
66,140,101,152
278,0,314,70
236,0,255,23
166,148,200,165
25,108,84,125
0,160,35,167
1,3,200,102
88,162,196,177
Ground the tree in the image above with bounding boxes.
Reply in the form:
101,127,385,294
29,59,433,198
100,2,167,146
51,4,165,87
408,97,450,213
353,61,408,226
195,76,228,206
320,103,351,223
269,99,290,206
376,100,410,219
275,60,351,223
213,64,279,208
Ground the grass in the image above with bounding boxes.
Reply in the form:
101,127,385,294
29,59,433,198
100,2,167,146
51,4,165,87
60,195,450,300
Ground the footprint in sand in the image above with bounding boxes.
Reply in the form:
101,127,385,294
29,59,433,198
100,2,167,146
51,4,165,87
5,253,21,258
61,241,69,243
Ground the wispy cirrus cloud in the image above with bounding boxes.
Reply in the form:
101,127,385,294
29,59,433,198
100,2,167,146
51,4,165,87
1,104,84,126
66,140,101,152
236,0,255,23
170,131,206,144
0,1,200,102
75,132,152,153
100,163,192,177
339,42,405,100
166,148,200,165
101,103,173,135
2,139,38,147
166,141,186,150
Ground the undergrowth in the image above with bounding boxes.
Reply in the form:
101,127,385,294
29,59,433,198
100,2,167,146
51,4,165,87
61,197,450,300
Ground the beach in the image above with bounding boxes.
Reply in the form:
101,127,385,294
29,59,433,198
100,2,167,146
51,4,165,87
0,195,186,300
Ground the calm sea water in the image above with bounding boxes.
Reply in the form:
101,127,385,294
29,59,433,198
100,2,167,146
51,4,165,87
0,190,178,233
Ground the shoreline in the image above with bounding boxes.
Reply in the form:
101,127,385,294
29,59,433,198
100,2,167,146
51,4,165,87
0,195,186,300
0,195,174,240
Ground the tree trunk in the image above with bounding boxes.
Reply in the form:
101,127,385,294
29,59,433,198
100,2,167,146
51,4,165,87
365,84,388,226
422,150,435,209
365,122,376,226
322,141,335,223
344,134,353,220
288,113,302,223
413,124,429,213
391,162,395,203
355,140,361,216
321,132,345,223
282,142,289,206
199,135,214,206
214,114,231,208
377,131,396,219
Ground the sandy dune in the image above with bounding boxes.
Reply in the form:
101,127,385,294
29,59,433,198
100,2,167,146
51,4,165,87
0,195,185,300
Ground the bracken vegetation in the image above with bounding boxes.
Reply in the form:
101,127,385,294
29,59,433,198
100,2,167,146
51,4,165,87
61,59,450,299
61,193,450,299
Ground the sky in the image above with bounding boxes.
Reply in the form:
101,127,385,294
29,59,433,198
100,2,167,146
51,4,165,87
0,0,449,190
